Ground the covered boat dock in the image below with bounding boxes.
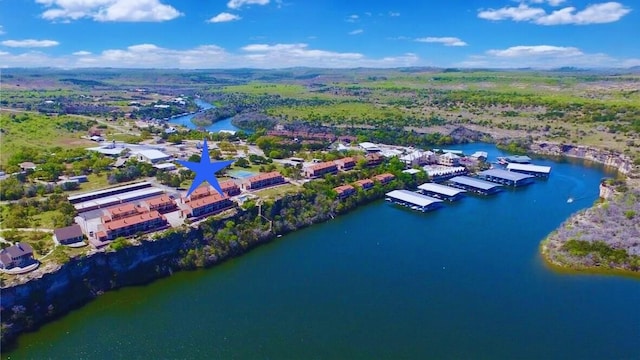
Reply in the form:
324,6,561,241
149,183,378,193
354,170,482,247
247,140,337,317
478,169,534,187
506,163,551,177
385,190,443,212
417,182,466,201
448,176,502,195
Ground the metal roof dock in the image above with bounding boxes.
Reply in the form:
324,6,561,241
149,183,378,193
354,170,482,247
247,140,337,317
448,176,502,195
385,190,443,212
478,169,534,187
417,182,466,201
506,163,551,177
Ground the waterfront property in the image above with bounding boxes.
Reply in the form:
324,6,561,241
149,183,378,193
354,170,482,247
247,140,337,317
373,173,395,185
0,242,35,269
438,152,461,167
303,162,338,178
140,195,177,214
400,150,437,167
423,165,467,182
53,224,85,245
334,157,356,171
333,184,356,200
498,155,532,164
448,176,502,195
478,169,534,187
220,180,241,196
417,182,466,201
242,171,286,190
385,190,443,212
96,211,168,242
354,179,375,190
181,192,234,218
506,163,552,177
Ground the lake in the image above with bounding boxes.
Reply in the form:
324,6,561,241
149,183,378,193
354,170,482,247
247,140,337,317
167,99,243,133
5,143,639,359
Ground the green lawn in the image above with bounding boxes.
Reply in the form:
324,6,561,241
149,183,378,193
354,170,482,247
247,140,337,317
254,183,302,201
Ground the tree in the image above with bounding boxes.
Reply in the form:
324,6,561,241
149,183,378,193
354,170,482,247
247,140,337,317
235,158,249,168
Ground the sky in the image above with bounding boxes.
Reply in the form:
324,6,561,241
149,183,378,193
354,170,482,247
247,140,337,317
0,0,638,69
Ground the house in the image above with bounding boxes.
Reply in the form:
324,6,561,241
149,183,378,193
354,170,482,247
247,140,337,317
220,180,241,196
365,153,383,167
438,152,461,167
19,162,37,171
354,179,375,190
136,149,171,164
333,185,356,199
334,157,356,171
141,195,177,213
373,173,395,185
0,242,35,269
103,203,143,222
182,193,234,218
303,161,338,178
53,224,85,245
242,172,286,190
96,211,167,241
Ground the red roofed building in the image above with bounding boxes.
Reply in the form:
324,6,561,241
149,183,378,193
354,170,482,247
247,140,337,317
334,157,356,171
220,180,241,196
366,153,383,167
97,210,167,241
373,173,395,184
103,203,144,222
333,184,356,200
187,185,214,201
182,192,234,218
141,195,177,213
354,179,375,190
303,161,338,178
242,172,285,191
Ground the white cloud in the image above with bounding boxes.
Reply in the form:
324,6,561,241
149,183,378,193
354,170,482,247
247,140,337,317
227,0,269,9
1,39,59,48
478,1,631,25
389,12,400,17
36,0,182,22
486,45,582,57
0,25,5,35
416,37,467,47
348,29,364,35
0,42,422,68
208,12,241,23
347,14,359,22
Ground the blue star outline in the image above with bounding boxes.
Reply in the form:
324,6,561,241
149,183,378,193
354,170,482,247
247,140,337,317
177,139,233,198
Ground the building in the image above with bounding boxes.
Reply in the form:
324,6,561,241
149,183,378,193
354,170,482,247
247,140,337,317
303,162,338,178
354,179,375,190
385,190,443,212
438,152,461,167
506,163,552,177
53,224,85,245
103,203,144,222
136,149,171,164
242,171,286,190
153,163,177,172
220,180,241,196
400,150,437,167
96,211,167,241
373,173,395,185
19,162,37,171
334,157,356,171
0,242,35,269
68,182,152,204
365,153,383,167
359,142,381,152
141,195,177,213
333,185,356,200
69,175,88,183
448,176,502,195
470,151,488,161
182,193,234,218
477,169,534,187
417,182,466,201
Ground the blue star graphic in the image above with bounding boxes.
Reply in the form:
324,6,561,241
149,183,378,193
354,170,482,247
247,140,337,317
177,139,234,197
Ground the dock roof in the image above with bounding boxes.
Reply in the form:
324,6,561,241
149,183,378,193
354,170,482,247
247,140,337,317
418,182,466,197
479,169,534,182
449,176,502,191
506,163,551,174
386,190,443,207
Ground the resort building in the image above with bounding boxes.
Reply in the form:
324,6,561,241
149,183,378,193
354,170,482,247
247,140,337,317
400,150,437,167
0,243,35,269
334,157,356,171
96,211,167,241
333,185,356,200
478,169,534,187
102,203,143,222
136,149,172,164
373,173,395,185
438,152,461,167
141,195,177,213
181,192,234,218
354,179,375,190
366,153,383,167
220,180,241,196
242,172,286,190
53,224,85,245
303,162,338,178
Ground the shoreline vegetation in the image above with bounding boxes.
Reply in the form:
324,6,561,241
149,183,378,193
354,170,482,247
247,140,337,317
1,68,639,349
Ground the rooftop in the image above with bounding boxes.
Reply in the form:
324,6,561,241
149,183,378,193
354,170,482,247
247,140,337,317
479,169,535,182
246,171,283,182
104,211,164,231
506,163,552,174
54,224,84,240
418,182,466,197
449,176,502,190
68,182,151,202
137,149,171,160
386,190,443,207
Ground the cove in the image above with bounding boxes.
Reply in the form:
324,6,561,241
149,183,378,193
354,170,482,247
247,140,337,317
167,99,243,133
5,144,639,359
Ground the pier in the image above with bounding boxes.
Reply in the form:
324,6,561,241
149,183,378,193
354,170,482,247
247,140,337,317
385,190,443,212
417,183,466,201
506,163,551,177
478,169,535,187
448,176,502,195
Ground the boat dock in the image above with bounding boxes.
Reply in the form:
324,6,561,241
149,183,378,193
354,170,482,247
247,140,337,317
478,169,534,187
385,190,443,212
506,163,551,177
417,182,466,201
448,176,502,195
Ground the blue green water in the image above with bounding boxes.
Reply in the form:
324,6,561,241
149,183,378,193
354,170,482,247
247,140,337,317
168,99,243,133
5,144,640,359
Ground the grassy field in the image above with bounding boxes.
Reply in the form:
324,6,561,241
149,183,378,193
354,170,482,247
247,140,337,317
253,183,302,201
221,83,338,99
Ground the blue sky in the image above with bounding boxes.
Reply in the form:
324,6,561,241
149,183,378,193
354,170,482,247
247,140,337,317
0,0,638,68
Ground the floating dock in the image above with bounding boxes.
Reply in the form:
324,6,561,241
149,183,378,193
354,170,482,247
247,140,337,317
478,169,534,187
448,176,502,195
385,190,443,212
497,155,532,165
417,182,466,201
506,163,551,177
